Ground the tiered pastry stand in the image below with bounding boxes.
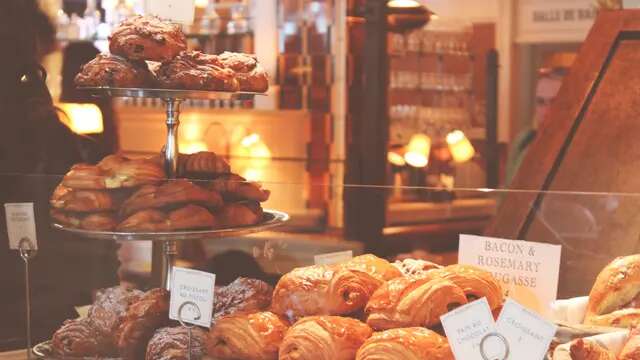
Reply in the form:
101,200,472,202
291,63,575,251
52,87,289,291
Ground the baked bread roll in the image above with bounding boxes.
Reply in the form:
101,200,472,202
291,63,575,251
50,209,118,231
120,180,223,217
279,316,372,360
355,327,453,360
568,338,616,360
213,277,273,324
271,264,382,321
51,318,112,357
216,201,264,228
116,288,170,360
365,277,468,330
89,286,144,350
146,326,208,360
393,258,442,277
427,264,503,311
340,254,403,283
109,15,186,62
584,255,640,327
209,174,271,202
118,204,216,232
74,53,154,88
619,327,640,360
218,51,269,93
207,311,289,360
156,51,239,91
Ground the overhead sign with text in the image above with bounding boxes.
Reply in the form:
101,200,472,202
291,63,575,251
516,0,596,43
458,234,561,317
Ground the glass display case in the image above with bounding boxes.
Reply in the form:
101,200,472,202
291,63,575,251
1,172,639,359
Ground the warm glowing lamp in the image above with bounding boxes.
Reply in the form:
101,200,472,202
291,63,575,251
58,103,103,134
181,141,208,154
195,0,209,8
387,0,422,8
388,150,406,166
446,130,475,163
232,133,272,181
387,0,433,33
404,133,431,168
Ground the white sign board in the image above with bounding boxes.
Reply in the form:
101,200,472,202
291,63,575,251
496,299,557,360
516,0,596,43
441,298,497,360
458,234,561,317
314,250,353,266
169,267,215,328
145,0,196,25
5,203,37,250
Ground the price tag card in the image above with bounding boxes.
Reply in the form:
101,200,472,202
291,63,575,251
496,299,557,360
144,0,196,24
314,250,353,265
5,203,37,250
441,298,497,360
459,234,561,317
169,267,215,328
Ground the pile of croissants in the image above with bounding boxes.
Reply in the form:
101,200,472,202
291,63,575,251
49,254,505,359
49,152,270,232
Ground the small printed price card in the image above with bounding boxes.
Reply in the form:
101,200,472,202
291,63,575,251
169,267,215,328
496,299,557,360
441,298,497,360
314,250,353,265
5,203,37,250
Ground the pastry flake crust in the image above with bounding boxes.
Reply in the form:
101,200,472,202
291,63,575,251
50,184,119,212
569,338,616,360
355,327,454,360
62,156,165,190
50,209,118,231
426,264,504,311
156,51,239,91
51,318,113,357
218,51,269,93
213,277,273,324
74,53,154,88
109,15,186,62
120,180,222,217
279,316,372,360
207,311,289,360
146,326,208,360
117,204,216,232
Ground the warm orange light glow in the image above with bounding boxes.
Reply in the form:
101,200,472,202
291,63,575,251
407,133,431,154
58,103,103,134
388,151,406,166
387,0,422,8
404,151,429,168
195,0,209,8
446,130,475,163
181,141,208,154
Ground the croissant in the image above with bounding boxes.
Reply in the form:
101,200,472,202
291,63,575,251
115,288,170,360
365,277,468,330
340,254,403,282
279,316,372,360
209,174,270,202
569,338,616,360
120,180,223,217
50,184,117,212
118,205,216,232
207,311,289,360
88,286,144,350
619,327,640,360
178,151,230,177
216,202,263,228
51,318,112,357
355,327,454,360
584,255,640,328
271,264,382,321
425,264,503,311
146,326,208,360
50,209,118,231
213,277,273,324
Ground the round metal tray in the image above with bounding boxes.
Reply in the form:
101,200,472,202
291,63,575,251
33,341,122,359
51,209,289,241
78,86,264,100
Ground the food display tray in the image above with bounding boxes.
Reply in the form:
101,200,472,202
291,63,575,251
51,209,289,242
33,341,121,360
78,86,264,100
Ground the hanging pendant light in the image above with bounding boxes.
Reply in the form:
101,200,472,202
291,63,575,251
446,130,475,163
404,133,431,168
387,0,433,33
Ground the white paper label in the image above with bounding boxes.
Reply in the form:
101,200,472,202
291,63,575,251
458,234,561,317
169,267,215,328
314,250,353,265
441,298,497,360
624,0,640,8
496,299,557,360
5,203,37,250
145,0,195,25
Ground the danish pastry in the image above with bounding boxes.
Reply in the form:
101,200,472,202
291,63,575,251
74,53,154,88
213,277,273,324
146,326,208,360
207,311,289,360
116,288,170,360
51,318,112,357
50,184,119,212
279,316,372,360
50,209,118,231
62,156,165,190
271,264,382,321
156,51,239,91
109,15,186,62
120,180,223,217
218,51,269,93
365,277,468,330
355,327,454,360
117,204,216,232
216,201,263,228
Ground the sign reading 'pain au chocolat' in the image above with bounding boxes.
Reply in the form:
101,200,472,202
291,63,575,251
458,234,561,317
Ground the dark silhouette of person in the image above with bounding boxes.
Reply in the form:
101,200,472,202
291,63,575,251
0,0,119,351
